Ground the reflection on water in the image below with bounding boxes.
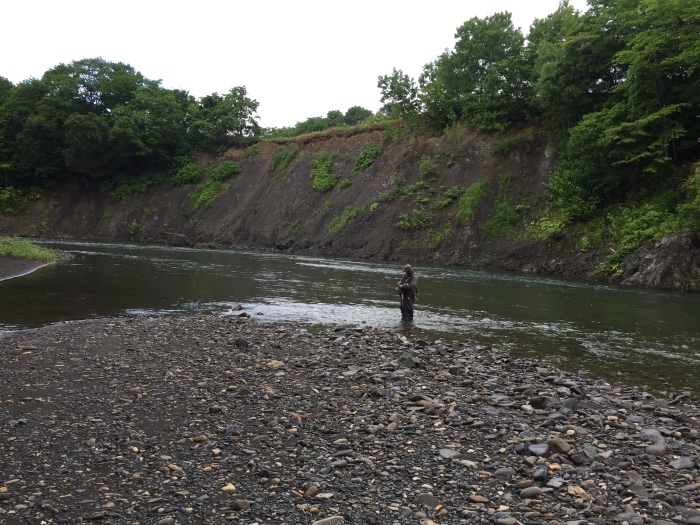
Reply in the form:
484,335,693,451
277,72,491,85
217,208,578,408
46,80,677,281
1,240,699,394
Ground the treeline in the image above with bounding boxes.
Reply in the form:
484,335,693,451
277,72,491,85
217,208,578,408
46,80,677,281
0,58,261,186
378,0,700,224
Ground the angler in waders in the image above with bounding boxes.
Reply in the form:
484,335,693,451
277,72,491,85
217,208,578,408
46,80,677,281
397,264,418,321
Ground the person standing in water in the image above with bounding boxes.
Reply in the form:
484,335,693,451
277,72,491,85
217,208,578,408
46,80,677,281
397,264,418,321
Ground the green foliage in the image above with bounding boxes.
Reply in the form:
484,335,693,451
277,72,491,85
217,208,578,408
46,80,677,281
209,161,242,183
527,210,569,242
597,202,680,275
396,207,433,231
270,147,297,173
420,223,455,249
310,152,337,192
369,202,378,212
377,68,422,118
481,173,522,237
326,206,363,234
378,177,404,202
493,136,522,157
101,173,168,201
432,186,462,211
403,180,431,204
678,165,700,230
172,163,202,186
456,180,489,222
189,178,228,210
0,186,27,214
289,219,308,236
352,146,382,176
418,155,438,177
481,199,521,238
128,221,140,236
0,237,56,261
339,179,352,190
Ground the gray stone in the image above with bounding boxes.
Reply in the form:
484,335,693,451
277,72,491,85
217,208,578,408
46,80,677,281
670,457,694,470
519,486,543,499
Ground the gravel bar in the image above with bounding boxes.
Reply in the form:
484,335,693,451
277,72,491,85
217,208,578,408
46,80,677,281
1,314,699,525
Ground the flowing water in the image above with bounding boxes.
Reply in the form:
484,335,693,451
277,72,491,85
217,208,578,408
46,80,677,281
2,240,699,394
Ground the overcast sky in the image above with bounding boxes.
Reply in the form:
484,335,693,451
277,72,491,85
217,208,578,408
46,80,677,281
2,0,588,129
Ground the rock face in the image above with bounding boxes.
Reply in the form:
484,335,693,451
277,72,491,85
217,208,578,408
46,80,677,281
2,314,700,524
0,128,696,292
620,233,700,292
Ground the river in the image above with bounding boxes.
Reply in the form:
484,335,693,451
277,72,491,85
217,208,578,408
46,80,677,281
2,240,699,394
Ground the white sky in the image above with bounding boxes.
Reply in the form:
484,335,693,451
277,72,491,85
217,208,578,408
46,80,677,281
2,0,587,129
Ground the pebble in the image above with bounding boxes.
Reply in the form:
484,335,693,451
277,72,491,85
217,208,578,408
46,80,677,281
1,314,699,524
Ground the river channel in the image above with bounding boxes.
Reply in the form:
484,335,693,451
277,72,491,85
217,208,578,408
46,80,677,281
2,240,699,394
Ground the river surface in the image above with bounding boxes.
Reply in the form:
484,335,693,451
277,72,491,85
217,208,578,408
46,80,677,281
2,240,699,394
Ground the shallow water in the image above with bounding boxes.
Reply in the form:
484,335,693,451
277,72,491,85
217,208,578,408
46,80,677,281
2,240,699,393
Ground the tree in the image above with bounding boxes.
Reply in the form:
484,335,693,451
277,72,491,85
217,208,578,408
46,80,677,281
210,86,261,140
419,12,531,130
377,68,422,118
344,106,372,126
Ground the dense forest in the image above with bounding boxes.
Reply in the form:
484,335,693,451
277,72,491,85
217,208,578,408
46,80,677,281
1,0,699,276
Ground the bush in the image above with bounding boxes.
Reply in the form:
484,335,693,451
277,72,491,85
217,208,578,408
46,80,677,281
209,161,242,183
378,177,403,202
396,207,433,231
481,199,521,238
432,186,462,211
0,186,27,214
326,206,363,234
172,163,202,186
311,152,337,192
270,147,297,173
418,155,437,177
456,180,489,223
190,179,224,210
101,173,168,201
352,146,382,176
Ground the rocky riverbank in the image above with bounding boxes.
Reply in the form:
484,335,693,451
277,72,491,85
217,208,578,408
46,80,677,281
1,314,699,525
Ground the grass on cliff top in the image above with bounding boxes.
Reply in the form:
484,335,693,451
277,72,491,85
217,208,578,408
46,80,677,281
0,237,56,261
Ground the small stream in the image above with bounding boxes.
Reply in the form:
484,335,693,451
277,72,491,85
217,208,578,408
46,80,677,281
2,240,699,394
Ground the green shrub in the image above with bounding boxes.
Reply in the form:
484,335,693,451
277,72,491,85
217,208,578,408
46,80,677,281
352,146,382,176
418,155,437,177
378,177,403,202
597,202,679,275
326,206,363,234
190,179,225,210
0,186,27,214
270,147,297,173
481,199,521,238
678,163,700,230
396,207,433,231
456,180,489,222
172,163,202,186
339,179,352,190
403,181,431,204
493,136,522,157
311,152,337,192
209,161,242,183
432,186,462,211
0,237,56,261
290,219,308,236
101,173,168,201
369,202,378,212
128,221,140,236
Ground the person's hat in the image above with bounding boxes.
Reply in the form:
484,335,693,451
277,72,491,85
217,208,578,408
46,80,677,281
403,264,413,273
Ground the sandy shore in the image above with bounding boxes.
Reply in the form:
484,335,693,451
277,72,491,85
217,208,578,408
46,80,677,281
0,256,47,281
1,313,699,524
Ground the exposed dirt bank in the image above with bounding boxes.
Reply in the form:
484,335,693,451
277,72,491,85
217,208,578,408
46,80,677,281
2,314,700,524
1,128,698,291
